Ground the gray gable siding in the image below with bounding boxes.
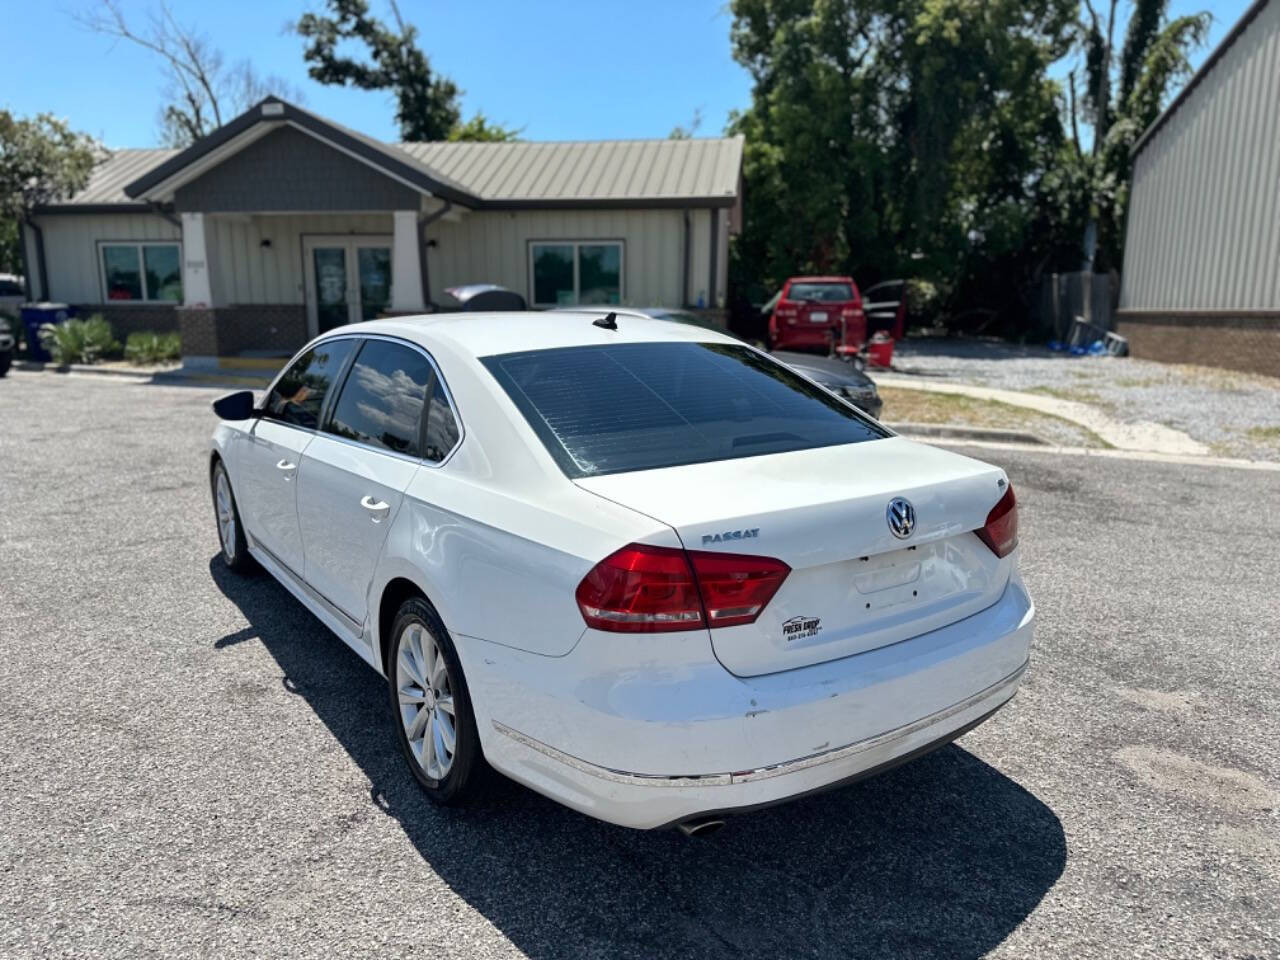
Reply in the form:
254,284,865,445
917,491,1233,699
174,127,419,213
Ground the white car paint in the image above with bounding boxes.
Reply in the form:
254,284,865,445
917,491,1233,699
211,311,1033,830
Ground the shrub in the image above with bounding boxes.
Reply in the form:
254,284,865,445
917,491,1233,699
124,330,182,365
39,315,120,365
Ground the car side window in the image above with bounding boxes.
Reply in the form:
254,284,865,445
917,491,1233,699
423,376,461,463
326,340,433,456
262,340,355,429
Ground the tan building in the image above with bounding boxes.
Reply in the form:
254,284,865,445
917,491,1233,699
1118,0,1280,377
21,98,743,367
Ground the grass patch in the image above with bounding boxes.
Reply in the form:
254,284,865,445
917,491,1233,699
1246,425,1280,443
879,387,1107,447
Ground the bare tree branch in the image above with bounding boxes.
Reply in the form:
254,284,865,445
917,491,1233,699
76,0,303,146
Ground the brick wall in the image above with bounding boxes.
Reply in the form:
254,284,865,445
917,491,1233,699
176,305,308,359
74,304,179,339
1115,313,1280,379
177,307,218,358
214,305,308,356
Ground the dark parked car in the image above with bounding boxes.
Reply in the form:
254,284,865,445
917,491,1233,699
552,307,883,419
0,316,13,377
438,284,527,312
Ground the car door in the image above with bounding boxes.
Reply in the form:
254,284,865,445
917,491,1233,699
237,339,355,575
296,337,441,628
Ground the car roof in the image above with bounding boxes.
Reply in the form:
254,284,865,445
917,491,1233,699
786,276,854,283
325,310,742,358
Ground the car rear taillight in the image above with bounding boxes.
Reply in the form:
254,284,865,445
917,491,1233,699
840,306,863,320
976,484,1018,558
775,300,798,324
575,544,790,633
687,550,790,628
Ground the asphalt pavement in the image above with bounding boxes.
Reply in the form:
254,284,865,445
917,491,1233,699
1,371,1277,960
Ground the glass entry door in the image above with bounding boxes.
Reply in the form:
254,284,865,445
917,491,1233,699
305,236,394,334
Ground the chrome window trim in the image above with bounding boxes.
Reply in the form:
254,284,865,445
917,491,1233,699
257,332,465,468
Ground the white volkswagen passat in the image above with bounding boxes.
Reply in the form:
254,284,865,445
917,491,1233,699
209,312,1032,833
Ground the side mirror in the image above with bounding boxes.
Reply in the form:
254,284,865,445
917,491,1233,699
212,390,257,421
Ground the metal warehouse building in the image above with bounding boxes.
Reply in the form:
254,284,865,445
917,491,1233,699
1118,0,1280,378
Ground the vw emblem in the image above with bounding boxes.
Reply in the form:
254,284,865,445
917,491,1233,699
886,497,916,539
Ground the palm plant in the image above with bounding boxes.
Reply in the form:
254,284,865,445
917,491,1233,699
1066,0,1211,272
39,315,120,365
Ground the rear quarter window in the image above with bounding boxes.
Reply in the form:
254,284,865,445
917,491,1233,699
482,341,886,478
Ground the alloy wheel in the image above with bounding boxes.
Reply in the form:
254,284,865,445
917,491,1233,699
215,469,236,561
396,622,457,780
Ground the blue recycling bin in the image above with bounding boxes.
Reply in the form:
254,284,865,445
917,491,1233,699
20,303,75,362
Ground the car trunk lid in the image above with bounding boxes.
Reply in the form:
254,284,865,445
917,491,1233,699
575,436,1012,677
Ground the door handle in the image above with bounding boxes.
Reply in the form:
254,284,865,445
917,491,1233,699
276,459,298,481
360,495,391,522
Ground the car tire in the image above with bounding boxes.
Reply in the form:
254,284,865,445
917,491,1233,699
211,459,255,573
0,352,10,378
388,597,485,806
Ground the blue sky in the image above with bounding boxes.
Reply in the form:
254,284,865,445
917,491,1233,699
1,0,1250,148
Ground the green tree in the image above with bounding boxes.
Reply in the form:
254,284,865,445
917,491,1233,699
297,0,519,142
728,0,1079,326
0,111,100,283
447,113,521,143
1066,0,1210,271
0,217,19,275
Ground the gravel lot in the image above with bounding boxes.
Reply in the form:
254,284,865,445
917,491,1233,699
892,339,1280,461
1,371,1278,960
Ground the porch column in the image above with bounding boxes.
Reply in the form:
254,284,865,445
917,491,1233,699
390,210,426,313
180,213,213,307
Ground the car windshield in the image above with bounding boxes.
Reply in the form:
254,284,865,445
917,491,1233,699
482,342,886,478
788,282,854,302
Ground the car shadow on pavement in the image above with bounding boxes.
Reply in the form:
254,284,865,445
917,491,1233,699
210,557,1065,960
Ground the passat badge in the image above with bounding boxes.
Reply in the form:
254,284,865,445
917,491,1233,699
886,497,915,539
702,528,759,545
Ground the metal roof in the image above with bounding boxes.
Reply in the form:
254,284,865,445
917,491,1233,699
398,136,743,206
1131,0,1272,157
122,99,478,206
65,148,178,206
51,103,743,211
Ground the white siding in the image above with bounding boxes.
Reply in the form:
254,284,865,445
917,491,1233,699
31,213,181,303
206,212,393,305
33,206,713,309
426,208,690,307
1121,0,1280,310
687,209,713,308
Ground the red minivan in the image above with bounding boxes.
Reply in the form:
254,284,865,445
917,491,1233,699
766,276,866,353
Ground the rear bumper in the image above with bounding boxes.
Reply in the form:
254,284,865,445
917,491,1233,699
771,326,840,349
463,572,1034,830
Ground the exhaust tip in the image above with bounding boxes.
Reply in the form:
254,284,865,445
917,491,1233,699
676,816,726,838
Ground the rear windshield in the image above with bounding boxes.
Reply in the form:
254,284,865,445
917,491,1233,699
482,342,887,478
787,282,854,302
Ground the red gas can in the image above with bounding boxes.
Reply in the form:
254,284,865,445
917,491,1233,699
866,333,895,368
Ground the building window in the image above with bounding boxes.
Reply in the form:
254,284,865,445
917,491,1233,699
529,241,623,307
99,242,183,303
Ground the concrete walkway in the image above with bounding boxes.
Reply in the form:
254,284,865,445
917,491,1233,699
874,373,1211,456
